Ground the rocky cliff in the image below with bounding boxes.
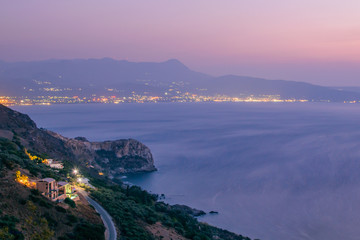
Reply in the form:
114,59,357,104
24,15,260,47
48,131,156,174
0,104,156,175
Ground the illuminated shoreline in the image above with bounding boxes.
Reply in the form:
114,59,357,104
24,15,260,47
3,94,359,106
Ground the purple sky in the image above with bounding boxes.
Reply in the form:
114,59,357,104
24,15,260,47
1,0,360,86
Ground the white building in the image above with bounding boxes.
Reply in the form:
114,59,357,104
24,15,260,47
49,162,64,169
44,159,64,169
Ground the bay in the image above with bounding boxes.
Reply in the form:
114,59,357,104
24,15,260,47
12,103,360,240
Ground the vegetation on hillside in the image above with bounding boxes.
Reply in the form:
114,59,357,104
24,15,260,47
90,181,252,240
0,137,105,240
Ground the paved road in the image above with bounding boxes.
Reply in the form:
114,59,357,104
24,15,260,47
78,189,117,240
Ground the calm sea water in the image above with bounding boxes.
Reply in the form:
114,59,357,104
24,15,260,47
12,103,360,240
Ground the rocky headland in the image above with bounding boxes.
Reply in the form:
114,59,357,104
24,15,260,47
0,104,156,175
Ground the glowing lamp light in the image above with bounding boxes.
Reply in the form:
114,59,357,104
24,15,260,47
73,169,78,175
77,178,82,183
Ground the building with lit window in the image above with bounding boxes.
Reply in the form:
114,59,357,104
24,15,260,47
36,178,58,200
36,178,78,201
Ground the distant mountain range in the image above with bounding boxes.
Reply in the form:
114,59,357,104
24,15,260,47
0,58,359,102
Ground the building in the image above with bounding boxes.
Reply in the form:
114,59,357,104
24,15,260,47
16,171,78,202
58,181,78,200
44,159,64,169
46,159,54,164
36,178,78,201
49,162,64,169
36,178,58,200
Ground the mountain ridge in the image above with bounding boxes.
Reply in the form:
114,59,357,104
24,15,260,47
0,58,359,102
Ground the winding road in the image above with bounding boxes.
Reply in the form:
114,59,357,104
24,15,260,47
78,189,117,240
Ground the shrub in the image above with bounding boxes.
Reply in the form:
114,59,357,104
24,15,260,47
145,216,157,224
42,213,57,229
55,206,66,213
2,158,15,170
28,195,39,203
73,223,105,240
0,215,19,229
64,198,76,208
66,214,77,223
38,199,52,209
0,227,15,240
58,236,71,240
30,189,40,196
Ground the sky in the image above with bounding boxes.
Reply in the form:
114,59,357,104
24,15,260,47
1,0,360,86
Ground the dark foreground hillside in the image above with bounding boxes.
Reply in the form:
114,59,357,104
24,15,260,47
0,138,105,240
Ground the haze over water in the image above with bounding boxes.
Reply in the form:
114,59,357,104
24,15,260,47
13,103,360,240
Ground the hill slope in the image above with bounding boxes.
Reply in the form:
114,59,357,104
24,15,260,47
0,104,155,175
0,138,105,240
195,75,360,101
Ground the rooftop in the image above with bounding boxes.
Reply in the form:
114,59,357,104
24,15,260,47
40,178,56,183
58,181,68,186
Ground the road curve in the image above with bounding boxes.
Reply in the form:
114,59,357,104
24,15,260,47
78,189,117,240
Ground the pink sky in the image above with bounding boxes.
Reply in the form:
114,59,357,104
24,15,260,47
1,0,360,86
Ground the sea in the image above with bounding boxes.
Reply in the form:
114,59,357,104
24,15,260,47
12,102,360,240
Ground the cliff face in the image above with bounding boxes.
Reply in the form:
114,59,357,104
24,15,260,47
48,131,156,174
0,104,156,175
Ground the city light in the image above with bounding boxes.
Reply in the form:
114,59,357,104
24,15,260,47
0,94,320,106
73,169,78,175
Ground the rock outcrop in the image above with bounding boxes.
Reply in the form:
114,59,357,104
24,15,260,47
0,104,156,175
48,131,156,174
171,204,206,217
